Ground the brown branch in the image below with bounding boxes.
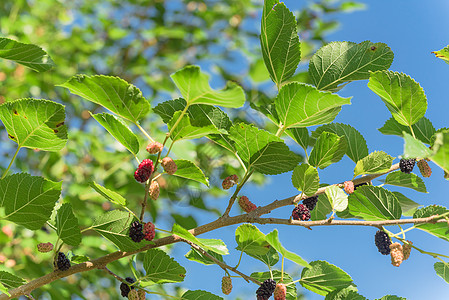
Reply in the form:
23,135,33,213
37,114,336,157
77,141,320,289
179,237,262,285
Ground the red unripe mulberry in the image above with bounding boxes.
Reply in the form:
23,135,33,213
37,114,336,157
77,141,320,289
161,157,177,175
274,283,287,300
238,196,257,213
134,159,154,183
146,142,163,154
149,180,160,200
143,222,155,241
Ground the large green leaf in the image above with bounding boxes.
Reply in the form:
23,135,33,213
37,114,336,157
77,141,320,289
55,203,81,247
413,205,449,242
348,186,401,220
141,249,186,284
287,127,309,151
59,75,150,123
181,290,223,300
325,286,366,300
291,164,320,196
378,117,435,145
173,223,228,255
353,151,393,177
311,194,333,221
172,160,209,186
185,247,223,266
275,83,351,128
382,171,427,193
229,123,301,175
0,173,61,230
325,185,348,212
91,113,139,155
260,0,300,85
247,246,280,267
434,262,449,284
90,181,127,207
309,41,393,91
0,98,67,151
403,133,433,159
235,224,270,256
92,210,152,252
170,65,245,108
312,123,368,163
168,112,222,142
368,71,427,126
393,192,420,217
300,260,353,296
309,132,347,169
0,37,55,72
0,271,25,289
430,130,449,173
251,270,297,300
266,229,310,267
376,296,406,300
432,45,449,65
153,98,187,123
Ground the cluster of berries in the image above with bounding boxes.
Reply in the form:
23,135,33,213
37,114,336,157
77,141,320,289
129,221,156,243
400,158,432,178
255,279,287,300
54,252,71,271
375,230,413,267
134,142,177,184
291,195,318,221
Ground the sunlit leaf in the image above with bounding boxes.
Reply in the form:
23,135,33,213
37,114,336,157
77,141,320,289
348,186,401,220
55,203,81,246
353,151,393,177
292,164,320,196
378,117,435,145
173,160,209,186
142,249,186,284
266,229,310,267
309,132,347,169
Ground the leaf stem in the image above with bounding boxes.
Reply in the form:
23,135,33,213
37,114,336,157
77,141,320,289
155,227,172,234
1,147,20,179
234,251,244,269
409,125,416,139
136,123,154,143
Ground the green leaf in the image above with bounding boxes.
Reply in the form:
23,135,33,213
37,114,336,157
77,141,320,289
142,249,186,284
181,290,223,300
430,129,449,173
382,171,427,193
168,112,222,142
353,151,393,177
300,260,353,296
368,71,427,126
311,194,333,221
0,271,25,289
90,181,127,207
170,65,245,108
235,224,269,256
266,229,310,267
403,132,433,159
59,75,150,123
0,173,61,230
392,192,420,217
55,203,81,247
325,286,367,300
434,262,449,284
275,83,351,128
185,247,223,265
325,185,348,212
0,98,67,151
291,164,320,196
229,123,301,175
376,296,406,300
251,270,297,300
91,113,139,155
432,45,449,65
309,132,347,169
0,37,55,72
92,210,152,252
249,91,279,124
348,186,401,221
312,123,369,163
413,205,449,242
309,41,393,91
70,255,90,264
247,246,280,267
378,117,435,145
0,283,9,296
153,98,187,123
172,160,209,186
172,223,228,255
287,127,309,150
260,0,300,85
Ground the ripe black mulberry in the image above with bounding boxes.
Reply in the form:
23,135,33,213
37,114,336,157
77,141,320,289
292,204,311,221
374,230,392,255
120,277,135,297
256,279,276,300
399,158,416,174
55,252,71,271
302,196,318,211
129,221,144,243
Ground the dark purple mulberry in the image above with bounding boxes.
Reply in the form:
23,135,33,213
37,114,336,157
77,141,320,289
256,279,276,300
120,277,135,297
302,196,318,211
399,158,416,174
129,221,144,243
54,252,71,271
292,204,311,221
375,230,392,255
134,159,154,183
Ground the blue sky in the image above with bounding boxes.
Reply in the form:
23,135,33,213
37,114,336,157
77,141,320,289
166,1,449,299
